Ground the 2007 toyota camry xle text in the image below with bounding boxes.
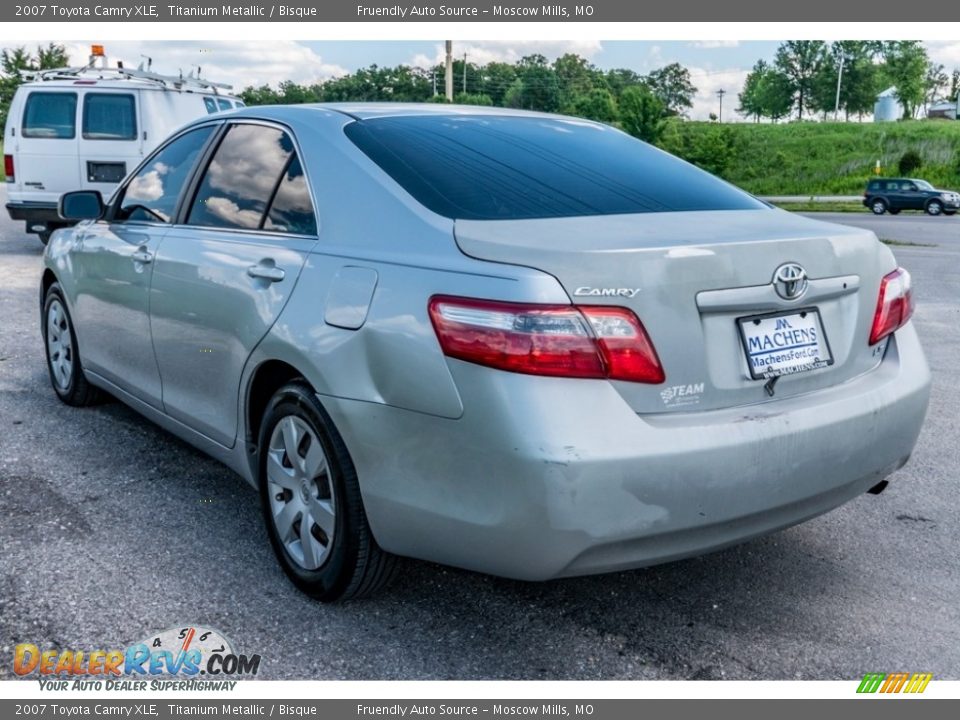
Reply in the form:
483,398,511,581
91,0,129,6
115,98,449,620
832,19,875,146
42,105,931,601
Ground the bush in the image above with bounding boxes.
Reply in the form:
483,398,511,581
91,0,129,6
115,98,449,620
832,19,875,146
898,149,922,176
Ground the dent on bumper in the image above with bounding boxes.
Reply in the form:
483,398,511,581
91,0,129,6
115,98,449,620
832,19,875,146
321,323,930,581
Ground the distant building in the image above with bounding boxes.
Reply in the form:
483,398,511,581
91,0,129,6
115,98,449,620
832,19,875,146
927,98,958,120
874,87,903,122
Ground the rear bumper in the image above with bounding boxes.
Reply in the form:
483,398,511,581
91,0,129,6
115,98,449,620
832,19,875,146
323,323,930,581
5,201,60,224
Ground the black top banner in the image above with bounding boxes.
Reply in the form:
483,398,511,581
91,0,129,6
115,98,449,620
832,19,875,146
1,0,948,22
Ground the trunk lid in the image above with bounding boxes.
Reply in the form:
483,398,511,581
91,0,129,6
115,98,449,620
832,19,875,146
455,208,893,414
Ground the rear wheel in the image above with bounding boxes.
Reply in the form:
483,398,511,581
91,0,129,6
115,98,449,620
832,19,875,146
42,283,101,406
945,210,956,216
926,199,944,216
870,198,888,215
258,382,397,601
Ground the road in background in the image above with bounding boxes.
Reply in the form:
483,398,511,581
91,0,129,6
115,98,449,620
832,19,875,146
1,191,958,680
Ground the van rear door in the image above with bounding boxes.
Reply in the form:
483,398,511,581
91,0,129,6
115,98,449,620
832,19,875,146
78,90,143,193
15,89,81,202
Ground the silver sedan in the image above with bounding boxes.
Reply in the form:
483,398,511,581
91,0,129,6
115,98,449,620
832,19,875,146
43,104,930,600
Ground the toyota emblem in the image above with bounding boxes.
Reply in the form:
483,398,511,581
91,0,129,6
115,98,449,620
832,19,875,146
773,263,808,300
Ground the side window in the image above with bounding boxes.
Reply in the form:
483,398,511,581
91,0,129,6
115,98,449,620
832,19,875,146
216,98,232,111
264,155,317,235
83,93,137,140
117,125,214,223
22,92,77,138
187,124,293,230
204,97,217,114
234,100,246,108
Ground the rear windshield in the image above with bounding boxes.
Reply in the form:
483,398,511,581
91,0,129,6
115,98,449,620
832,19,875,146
22,92,77,139
344,115,765,220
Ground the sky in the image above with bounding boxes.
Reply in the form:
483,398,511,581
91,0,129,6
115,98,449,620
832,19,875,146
23,40,960,121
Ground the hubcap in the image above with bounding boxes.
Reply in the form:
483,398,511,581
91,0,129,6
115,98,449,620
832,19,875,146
929,203,941,215
873,202,885,213
46,299,74,390
266,415,335,570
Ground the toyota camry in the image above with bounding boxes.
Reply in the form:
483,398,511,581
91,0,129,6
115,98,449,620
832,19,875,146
43,104,931,600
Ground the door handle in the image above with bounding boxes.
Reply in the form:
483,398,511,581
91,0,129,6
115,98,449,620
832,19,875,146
131,248,153,264
247,263,285,282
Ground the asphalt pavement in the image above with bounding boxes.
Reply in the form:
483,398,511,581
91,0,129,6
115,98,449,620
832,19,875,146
1,193,958,680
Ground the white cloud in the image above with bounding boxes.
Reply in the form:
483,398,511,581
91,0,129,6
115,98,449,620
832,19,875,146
60,41,347,91
689,41,741,49
685,67,752,121
408,40,603,69
927,41,960,68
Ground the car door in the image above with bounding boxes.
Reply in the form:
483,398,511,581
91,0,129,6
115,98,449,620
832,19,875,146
70,124,217,408
900,181,922,210
148,122,318,447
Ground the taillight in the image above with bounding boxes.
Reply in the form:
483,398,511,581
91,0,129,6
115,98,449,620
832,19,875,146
870,267,914,345
428,296,664,384
3,154,13,182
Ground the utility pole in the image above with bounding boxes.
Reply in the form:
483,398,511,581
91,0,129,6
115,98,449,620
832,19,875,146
444,40,453,101
833,53,846,121
463,53,468,94
432,70,437,96
716,89,726,122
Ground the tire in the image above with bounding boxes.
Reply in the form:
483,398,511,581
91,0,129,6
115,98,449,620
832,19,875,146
945,210,956,216
42,283,101,406
870,198,887,215
926,199,943,216
257,382,397,601
888,208,901,215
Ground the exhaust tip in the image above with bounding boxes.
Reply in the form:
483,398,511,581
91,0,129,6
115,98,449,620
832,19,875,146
867,480,890,495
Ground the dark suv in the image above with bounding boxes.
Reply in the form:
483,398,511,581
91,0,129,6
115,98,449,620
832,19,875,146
864,178,960,216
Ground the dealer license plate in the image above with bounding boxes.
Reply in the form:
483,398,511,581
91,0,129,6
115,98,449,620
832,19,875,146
737,308,833,380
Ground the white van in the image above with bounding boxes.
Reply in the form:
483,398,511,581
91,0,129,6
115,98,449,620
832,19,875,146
3,49,242,243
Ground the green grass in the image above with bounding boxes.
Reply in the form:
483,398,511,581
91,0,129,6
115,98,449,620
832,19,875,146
881,238,938,247
773,201,868,213
671,120,960,196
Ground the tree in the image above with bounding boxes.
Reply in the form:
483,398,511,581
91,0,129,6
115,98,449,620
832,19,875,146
774,40,827,119
882,41,929,119
923,62,949,113
738,60,768,122
1,44,70,130
505,54,562,112
453,92,493,106
950,69,960,102
569,87,618,123
618,85,665,144
738,60,793,122
553,53,598,111
477,62,517,106
645,62,696,117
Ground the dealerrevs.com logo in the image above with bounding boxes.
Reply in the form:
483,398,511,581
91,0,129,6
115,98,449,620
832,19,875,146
14,626,261,691
856,672,933,694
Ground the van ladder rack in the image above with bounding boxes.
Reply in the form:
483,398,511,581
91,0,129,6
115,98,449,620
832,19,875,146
20,65,233,93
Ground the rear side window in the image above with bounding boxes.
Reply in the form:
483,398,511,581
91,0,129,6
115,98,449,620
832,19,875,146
217,98,232,111
204,97,217,114
344,115,766,220
187,124,296,230
22,92,77,139
83,93,137,140
868,181,881,191
118,125,214,223
264,156,317,235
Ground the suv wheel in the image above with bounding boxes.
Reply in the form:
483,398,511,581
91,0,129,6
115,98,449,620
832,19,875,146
42,283,101,406
258,382,397,601
870,199,888,215
926,199,944,216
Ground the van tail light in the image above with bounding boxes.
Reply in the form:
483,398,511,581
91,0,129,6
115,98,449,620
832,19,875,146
870,267,914,345
3,154,13,182
428,296,665,384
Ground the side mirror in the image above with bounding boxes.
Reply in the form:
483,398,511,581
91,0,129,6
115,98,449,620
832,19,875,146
59,190,105,221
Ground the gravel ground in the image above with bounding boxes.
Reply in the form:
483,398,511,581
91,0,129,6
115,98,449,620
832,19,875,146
1,192,958,680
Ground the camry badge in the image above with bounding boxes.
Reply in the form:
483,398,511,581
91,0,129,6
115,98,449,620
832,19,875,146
772,263,808,300
574,287,641,298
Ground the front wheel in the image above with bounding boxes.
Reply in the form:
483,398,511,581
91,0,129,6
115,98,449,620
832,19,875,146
870,199,888,215
42,283,101,406
926,199,944,216
258,382,397,601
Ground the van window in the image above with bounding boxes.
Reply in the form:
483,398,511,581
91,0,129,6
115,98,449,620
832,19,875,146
117,125,215,223
234,100,246,108
216,98,232,111
83,93,137,140
264,155,316,235
204,97,217,114
22,92,77,139
187,124,294,230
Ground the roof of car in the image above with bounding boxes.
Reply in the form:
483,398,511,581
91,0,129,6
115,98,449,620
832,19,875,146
255,102,586,122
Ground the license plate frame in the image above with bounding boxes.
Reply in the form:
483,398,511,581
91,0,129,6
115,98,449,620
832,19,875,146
737,307,834,380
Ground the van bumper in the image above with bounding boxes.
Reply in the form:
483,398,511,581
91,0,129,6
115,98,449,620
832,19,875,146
6,201,60,225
